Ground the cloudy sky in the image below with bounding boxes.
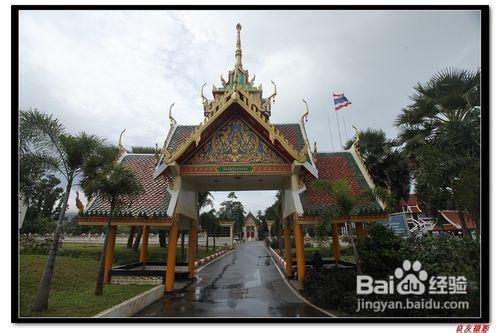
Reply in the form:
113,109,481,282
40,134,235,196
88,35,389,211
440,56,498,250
19,9,481,215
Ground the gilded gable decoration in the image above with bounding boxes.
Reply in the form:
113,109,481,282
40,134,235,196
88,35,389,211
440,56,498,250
184,118,287,165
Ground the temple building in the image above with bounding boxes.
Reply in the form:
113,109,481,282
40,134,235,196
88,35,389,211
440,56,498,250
243,212,259,241
79,24,387,291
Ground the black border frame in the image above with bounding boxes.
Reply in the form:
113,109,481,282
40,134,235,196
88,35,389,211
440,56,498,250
11,4,490,323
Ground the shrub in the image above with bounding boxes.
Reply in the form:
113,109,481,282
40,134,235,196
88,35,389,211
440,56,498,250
303,224,481,317
308,251,324,269
20,234,62,255
357,223,405,279
303,267,358,314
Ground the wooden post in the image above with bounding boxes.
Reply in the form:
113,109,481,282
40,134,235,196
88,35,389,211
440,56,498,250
104,225,117,284
188,220,196,279
332,222,341,266
165,219,179,293
283,218,293,278
294,222,306,290
140,225,150,264
355,222,366,238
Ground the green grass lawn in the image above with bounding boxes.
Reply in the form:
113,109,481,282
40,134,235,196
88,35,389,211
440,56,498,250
19,254,152,317
19,243,223,317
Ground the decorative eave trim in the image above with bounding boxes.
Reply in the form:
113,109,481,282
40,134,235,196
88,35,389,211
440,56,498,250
158,88,307,168
348,143,386,211
79,216,173,227
298,111,319,178
302,160,318,179
159,121,179,163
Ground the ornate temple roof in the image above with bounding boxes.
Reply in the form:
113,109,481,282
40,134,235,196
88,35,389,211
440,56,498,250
84,154,172,218
165,123,307,160
244,212,260,225
299,152,384,216
156,24,311,171
79,24,387,224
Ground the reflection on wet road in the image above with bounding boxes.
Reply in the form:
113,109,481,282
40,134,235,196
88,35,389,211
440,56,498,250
135,241,327,317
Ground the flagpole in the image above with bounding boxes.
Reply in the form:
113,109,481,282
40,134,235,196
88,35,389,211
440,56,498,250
335,110,343,150
343,116,349,142
327,114,335,152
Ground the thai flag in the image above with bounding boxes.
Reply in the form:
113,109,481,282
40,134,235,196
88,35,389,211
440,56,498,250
333,92,352,111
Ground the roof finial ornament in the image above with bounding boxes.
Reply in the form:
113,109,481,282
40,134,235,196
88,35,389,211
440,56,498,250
201,83,209,108
220,74,228,88
301,99,310,124
118,129,126,154
76,191,84,215
235,23,243,68
266,80,277,104
154,143,159,164
351,125,360,150
169,102,177,127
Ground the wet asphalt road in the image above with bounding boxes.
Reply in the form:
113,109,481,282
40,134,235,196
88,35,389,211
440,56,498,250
135,241,327,317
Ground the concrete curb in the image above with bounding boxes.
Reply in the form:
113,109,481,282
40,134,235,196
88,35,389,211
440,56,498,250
195,249,233,272
267,245,287,273
93,285,165,318
194,250,226,268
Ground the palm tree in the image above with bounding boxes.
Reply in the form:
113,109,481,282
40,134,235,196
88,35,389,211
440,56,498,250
21,110,103,312
344,128,410,206
395,68,480,237
81,163,143,295
312,179,382,274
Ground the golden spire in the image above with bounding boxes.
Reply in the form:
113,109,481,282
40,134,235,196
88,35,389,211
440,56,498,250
235,23,243,68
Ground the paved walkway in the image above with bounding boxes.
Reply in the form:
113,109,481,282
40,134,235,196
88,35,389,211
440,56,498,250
135,241,327,317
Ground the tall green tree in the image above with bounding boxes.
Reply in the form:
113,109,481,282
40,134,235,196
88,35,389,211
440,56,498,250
21,110,103,312
218,192,245,236
21,175,64,234
344,128,410,208
264,191,283,253
81,163,143,295
395,68,480,236
200,209,217,251
256,210,269,241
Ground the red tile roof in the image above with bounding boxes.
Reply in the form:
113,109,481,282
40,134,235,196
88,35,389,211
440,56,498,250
85,154,171,217
274,123,305,154
299,152,383,216
166,125,197,155
399,194,422,214
434,210,477,231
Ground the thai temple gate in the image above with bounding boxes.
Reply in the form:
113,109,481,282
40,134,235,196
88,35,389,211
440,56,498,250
79,24,388,292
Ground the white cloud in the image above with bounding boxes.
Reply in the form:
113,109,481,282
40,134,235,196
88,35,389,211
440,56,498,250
19,10,481,213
